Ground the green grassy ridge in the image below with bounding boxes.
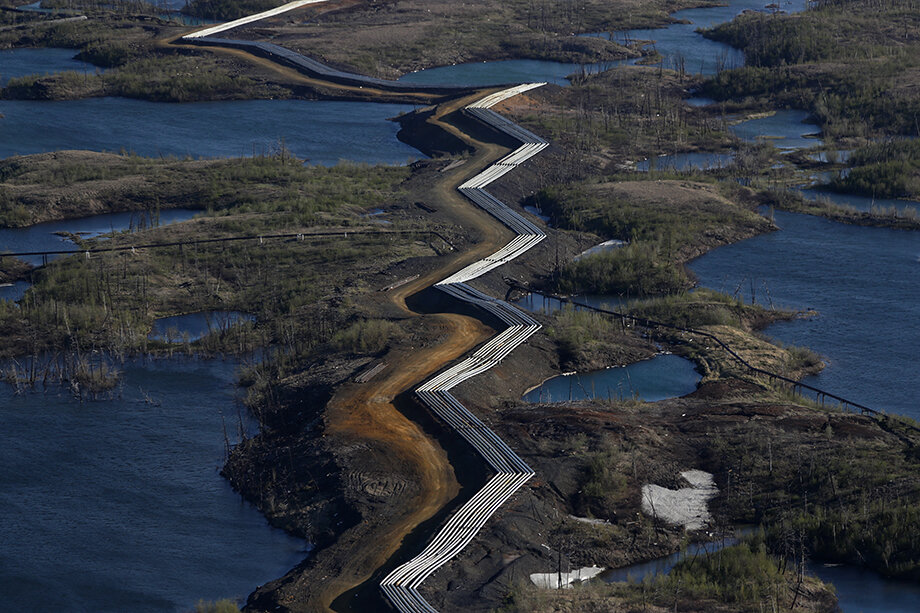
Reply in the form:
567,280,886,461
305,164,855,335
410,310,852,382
831,139,920,199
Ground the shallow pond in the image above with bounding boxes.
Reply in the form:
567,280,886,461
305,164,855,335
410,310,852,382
0,357,306,612
0,97,423,165
637,151,734,172
149,311,256,342
729,109,823,150
0,47,99,86
690,209,920,419
523,353,700,403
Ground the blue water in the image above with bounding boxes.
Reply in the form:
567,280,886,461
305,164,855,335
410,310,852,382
149,311,255,342
0,47,99,86
0,357,306,612
637,151,734,172
729,109,823,150
586,0,807,76
0,98,423,165
516,291,626,314
523,353,700,403
811,564,920,613
690,209,920,419
0,209,199,267
801,189,920,215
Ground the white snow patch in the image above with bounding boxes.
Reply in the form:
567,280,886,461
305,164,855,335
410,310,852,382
530,565,606,589
568,515,612,527
574,239,626,261
641,469,718,531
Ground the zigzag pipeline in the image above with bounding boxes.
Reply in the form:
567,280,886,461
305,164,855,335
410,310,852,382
380,83,548,612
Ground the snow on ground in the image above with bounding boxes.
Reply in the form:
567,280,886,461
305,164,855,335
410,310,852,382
530,566,606,589
641,469,718,530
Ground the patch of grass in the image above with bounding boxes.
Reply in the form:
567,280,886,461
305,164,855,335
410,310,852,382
331,318,403,355
556,241,693,297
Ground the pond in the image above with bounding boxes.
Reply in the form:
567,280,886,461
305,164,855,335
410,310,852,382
586,0,807,76
0,357,306,612
149,311,256,342
728,109,823,150
637,151,734,172
523,353,700,403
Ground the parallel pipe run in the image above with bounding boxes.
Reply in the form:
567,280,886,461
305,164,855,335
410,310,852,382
380,85,547,612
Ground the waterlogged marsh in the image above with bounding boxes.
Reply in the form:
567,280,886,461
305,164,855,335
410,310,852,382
149,311,255,342
397,57,635,87
0,209,199,301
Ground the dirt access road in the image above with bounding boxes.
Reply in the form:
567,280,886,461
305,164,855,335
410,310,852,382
166,26,523,612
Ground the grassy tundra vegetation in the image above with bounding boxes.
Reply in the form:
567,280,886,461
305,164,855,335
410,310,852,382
0,151,433,395
525,180,771,296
